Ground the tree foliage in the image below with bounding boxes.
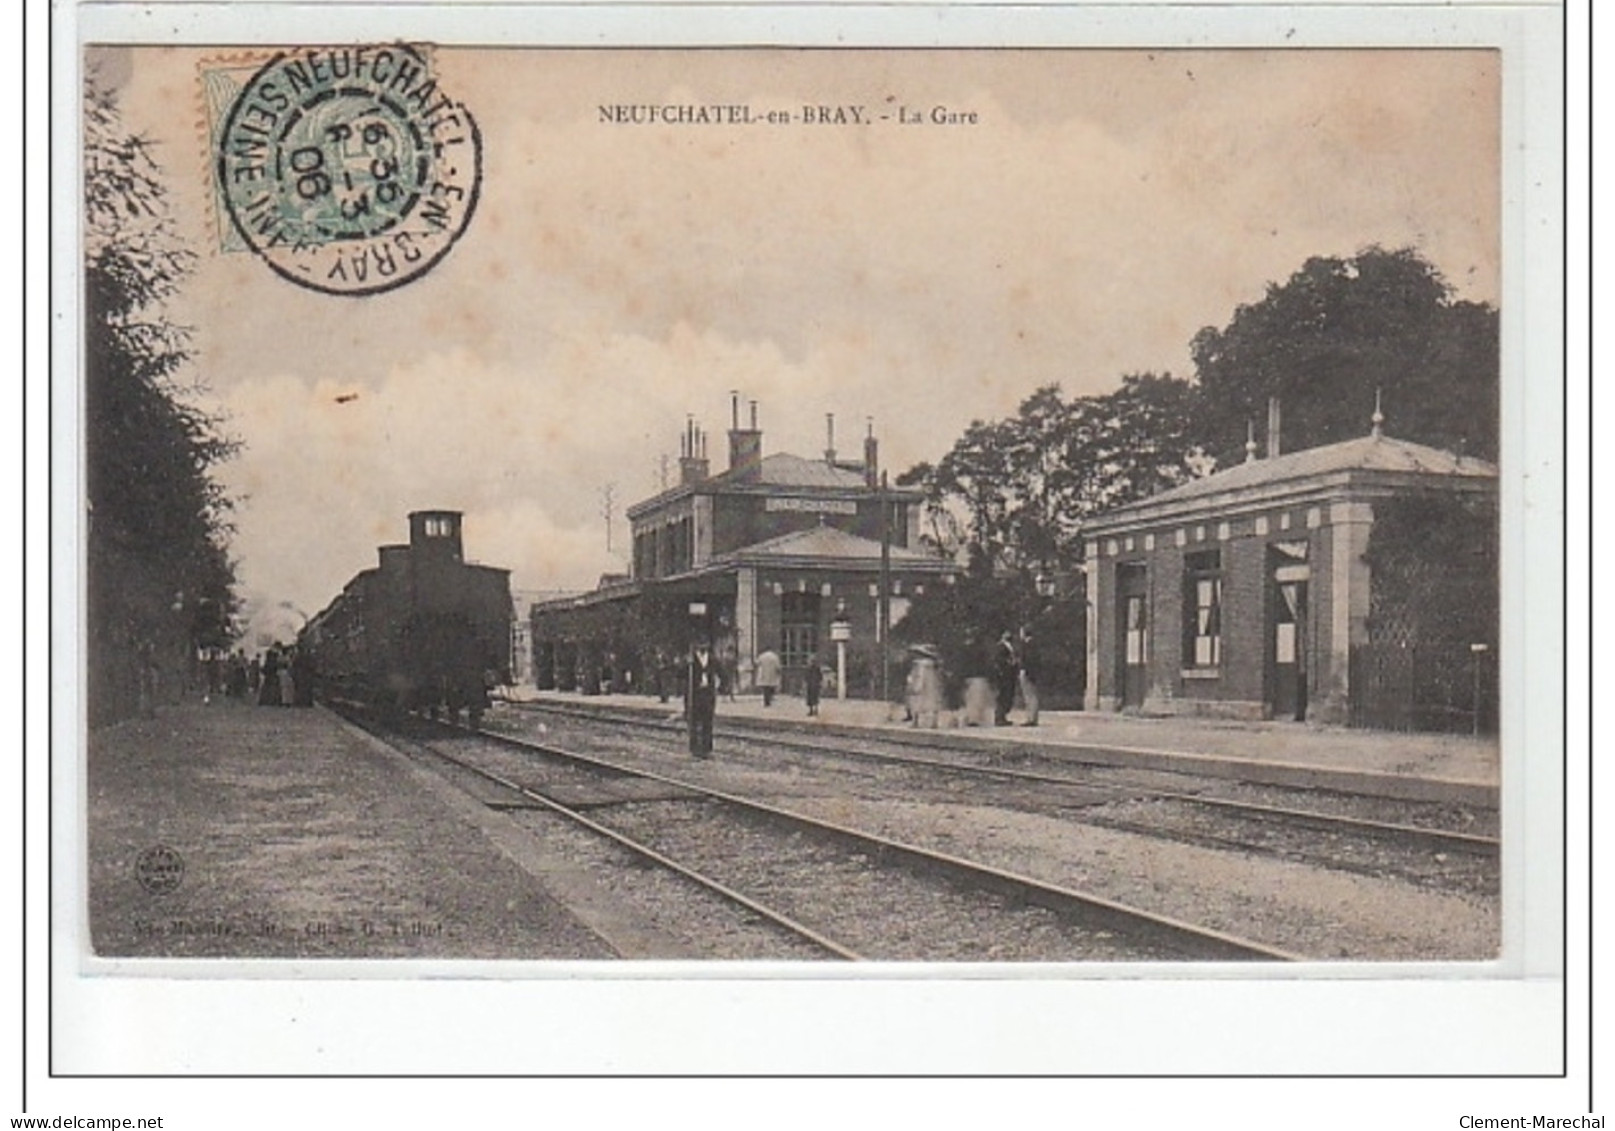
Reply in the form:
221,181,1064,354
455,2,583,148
893,375,1201,706
85,77,238,724
1190,246,1499,466
901,374,1206,576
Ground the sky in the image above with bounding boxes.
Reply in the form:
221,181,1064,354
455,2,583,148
90,46,1500,642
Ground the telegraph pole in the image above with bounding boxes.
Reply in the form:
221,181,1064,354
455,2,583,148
879,470,892,706
600,482,616,555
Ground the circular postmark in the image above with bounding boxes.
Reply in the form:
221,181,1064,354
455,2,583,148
134,844,185,895
216,45,481,296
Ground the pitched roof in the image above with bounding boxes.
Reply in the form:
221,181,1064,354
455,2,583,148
1088,432,1497,528
721,523,951,567
711,452,871,490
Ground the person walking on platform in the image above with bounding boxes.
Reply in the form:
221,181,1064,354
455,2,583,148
687,638,720,758
991,630,1019,726
258,648,283,707
755,648,782,708
804,652,823,718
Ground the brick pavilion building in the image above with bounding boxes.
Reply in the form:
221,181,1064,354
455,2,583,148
1082,414,1498,728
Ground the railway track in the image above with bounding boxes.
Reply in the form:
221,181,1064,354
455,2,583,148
503,698,1500,871
342,704,1301,962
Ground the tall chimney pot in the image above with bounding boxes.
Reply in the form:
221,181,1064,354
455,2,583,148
727,399,763,482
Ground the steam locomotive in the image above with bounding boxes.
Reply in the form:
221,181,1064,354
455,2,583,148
300,510,511,725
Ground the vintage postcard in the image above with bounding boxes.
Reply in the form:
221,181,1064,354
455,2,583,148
49,0,1569,1098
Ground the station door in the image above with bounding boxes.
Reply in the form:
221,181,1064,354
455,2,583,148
1268,543,1310,720
1116,564,1148,709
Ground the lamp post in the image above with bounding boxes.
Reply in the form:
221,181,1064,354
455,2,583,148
830,600,852,701
1469,642,1490,736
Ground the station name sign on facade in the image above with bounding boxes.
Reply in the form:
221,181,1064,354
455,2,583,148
764,497,858,516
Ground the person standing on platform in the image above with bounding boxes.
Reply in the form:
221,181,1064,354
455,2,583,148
291,645,316,707
1017,627,1041,727
991,630,1019,726
277,646,296,707
718,637,739,703
655,648,672,704
906,645,944,728
688,638,720,758
754,648,782,708
228,650,249,699
804,652,823,718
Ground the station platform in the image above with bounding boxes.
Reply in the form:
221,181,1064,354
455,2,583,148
509,687,1501,808
85,699,622,960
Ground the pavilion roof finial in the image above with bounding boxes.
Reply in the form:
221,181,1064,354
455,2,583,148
1370,387,1385,439
1244,419,1258,463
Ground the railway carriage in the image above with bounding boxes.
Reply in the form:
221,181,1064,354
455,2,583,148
301,510,512,725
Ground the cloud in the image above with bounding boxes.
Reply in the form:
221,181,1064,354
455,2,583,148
116,48,1497,622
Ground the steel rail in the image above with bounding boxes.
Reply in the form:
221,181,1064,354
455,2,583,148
339,707,865,961
459,719,1302,962
509,699,1499,857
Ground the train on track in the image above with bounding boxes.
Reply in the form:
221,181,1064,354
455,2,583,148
299,510,512,726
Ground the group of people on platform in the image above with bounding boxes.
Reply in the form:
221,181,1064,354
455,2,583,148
905,629,1040,730
201,645,314,708
740,646,822,718
678,626,1040,757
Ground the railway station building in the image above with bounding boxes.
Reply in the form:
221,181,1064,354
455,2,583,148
529,400,960,697
1081,418,1498,729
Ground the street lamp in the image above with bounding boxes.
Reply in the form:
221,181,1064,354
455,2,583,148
1469,642,1490,736
829,599,852,701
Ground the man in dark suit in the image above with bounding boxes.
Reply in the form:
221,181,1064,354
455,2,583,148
992,630,1019,726
688,638,720,758
804,651,823,717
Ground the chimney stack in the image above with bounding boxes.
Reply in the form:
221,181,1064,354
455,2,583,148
678,415,710,485
825,413,837,466
864,418,879,488
727,395,763,482
1266,396,1282,459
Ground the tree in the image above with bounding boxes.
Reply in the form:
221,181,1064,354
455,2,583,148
902,374,1207,578
1190,246,1499,466
85,77,238,725
893,374,1204,707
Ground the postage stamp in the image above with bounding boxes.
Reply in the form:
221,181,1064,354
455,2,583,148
207,44,481,295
